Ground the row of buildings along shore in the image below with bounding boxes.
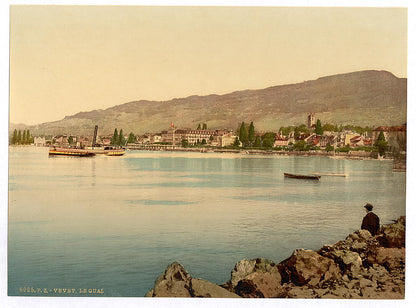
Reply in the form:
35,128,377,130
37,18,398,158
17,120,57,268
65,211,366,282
32,114,406,152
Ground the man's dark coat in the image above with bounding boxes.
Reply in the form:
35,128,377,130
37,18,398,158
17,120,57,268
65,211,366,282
361,211,380,236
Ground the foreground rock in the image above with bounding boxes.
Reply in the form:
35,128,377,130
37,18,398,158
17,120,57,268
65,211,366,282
145,262,240,298
278,249,342,287
147,216,405,298
224,258,282,297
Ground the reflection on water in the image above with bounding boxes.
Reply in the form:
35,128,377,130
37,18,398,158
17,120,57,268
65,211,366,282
8,147,406,296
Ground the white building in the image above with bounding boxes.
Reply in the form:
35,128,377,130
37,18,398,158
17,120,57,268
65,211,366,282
219,134,237,147
34,137,46,147
151,134,162,143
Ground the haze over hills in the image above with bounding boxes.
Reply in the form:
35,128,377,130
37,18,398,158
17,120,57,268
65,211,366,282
11,70,407,136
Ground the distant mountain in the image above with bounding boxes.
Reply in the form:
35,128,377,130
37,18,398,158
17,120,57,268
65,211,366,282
11,70,407,136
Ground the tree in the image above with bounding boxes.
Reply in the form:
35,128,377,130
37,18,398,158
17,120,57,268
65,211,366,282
248,122,255,145
325,143,334,152
254,136,262,148
127,132,136,144
197,124,201,130
279,125,308,137
279,126,290,136
298,124,309,133
202,123,207,130
315,119,323,135
201,139,207,145
374,131,388,157
293,140,309,151
322,123,336,132
391,131,406,160
294,127,301,139
118,129,125,146
111,129,118,145
17,130,22,145
239,122,248,146
68,136,74,145
376,131,386,142
261,132,276,148
336,145,351,153
11,129,17,145
233,137,241,147
181,139,189,148
342,125,373,135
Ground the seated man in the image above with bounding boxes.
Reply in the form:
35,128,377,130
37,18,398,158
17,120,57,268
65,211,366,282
361,203,380,236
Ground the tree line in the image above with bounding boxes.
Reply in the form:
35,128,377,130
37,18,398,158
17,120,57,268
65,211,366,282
232,120,389,155
110,129,136,146
234,121,276,148
196,123,208,130
10,129,34,145
279,121,373,137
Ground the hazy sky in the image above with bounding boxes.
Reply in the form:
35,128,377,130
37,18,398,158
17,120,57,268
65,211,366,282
9,5,407,125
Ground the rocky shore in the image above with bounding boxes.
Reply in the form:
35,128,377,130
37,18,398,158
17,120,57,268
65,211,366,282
146,216,405,298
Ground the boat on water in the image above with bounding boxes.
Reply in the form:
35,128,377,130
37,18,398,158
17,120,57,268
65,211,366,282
310,172,348,177
81,147,126,156
284,172,321,180
49,126,126,157
104,148,126,156
96,146,126,156
49,146,125,157
49,147,96,157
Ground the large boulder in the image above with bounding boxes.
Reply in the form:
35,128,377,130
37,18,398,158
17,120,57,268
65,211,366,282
278,249,342,286
228,259,256,288
332,250,363,279
146,262,192,297
377,216,406,248
234,272,281,298
146,262,240,298
339,229,380,256
190,278,240,298
227,258,281,290
318,229,381,270
367,247,405,271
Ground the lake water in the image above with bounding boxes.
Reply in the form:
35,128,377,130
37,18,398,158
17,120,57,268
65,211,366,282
8,147,406,297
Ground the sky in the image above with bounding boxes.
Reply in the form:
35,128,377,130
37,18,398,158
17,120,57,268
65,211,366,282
8,4,407,125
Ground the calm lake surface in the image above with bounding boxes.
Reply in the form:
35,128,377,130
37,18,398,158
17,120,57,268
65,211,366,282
8,147,406,297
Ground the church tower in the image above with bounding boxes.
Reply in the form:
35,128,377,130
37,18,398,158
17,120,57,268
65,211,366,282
307,113,316,130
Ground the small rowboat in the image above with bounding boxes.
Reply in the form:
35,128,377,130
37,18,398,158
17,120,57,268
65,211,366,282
310,172,348,177
49,148,96,157
284,173,321,180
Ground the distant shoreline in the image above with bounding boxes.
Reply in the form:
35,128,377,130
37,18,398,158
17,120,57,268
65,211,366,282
9,144,394,160
125,145,381,159
128,146,405,171
10,144,407,171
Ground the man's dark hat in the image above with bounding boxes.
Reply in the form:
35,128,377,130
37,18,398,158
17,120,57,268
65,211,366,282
364,203,373,211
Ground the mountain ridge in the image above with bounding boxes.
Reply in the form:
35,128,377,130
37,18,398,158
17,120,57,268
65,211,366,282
11,70,407,136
